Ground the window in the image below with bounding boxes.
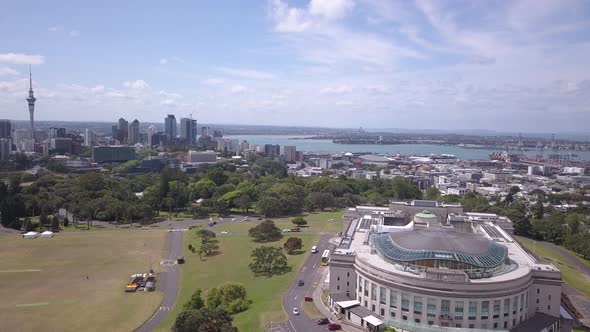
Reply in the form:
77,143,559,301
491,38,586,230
493,300,500,319
469,324,475,328
337,277,340,281
548,294,551,301
513,296,518,314
504,299,510,317
380,287,386,305
415,318,421,324
414,296,423,315
402,293,409,312
390,290,397,308
441,300,451,317
494,323,498,328
364,280,368,296
347,272,350,277
455,301,464,320
548,305,551,311
347,282,349,287
403,315,408,321
504,321,508,329
427,298,437,317
525,293,528,309
391,311,396,318
381,308,385,316
513,319,516,326
455,324,462,328
428,321,434,325
372,304,375,312
481,301,489,320
468,301,477,320
536,299,539,304
365,300,367,307
337,285,340,291
520,294,524,312
537,289,540,294
371,283,377,301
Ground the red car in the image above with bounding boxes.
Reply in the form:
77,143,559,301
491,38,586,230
328,323,341,331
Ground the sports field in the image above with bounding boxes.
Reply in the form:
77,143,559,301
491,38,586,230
0,231,166,332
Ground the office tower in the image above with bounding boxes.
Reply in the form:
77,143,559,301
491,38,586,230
0,120,11,139
84,128,96,147
264,144,280,158
191,120,197,144
180,117,190,141
147,125,157,147
26,66,36,143
201,126,209,137
128,119,140,145
0,138,10,161
280,145,297,162
164,114,177,139
118,118,128,143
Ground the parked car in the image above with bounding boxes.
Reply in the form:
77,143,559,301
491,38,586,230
317,318,329,325
328,323,342,331
293,308,299,315
297,280,304,286
304,296,313,302
282,229,291,233
220,231,229,235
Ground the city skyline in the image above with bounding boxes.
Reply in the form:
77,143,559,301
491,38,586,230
1,0,590,132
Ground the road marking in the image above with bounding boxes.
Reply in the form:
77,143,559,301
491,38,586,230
312,263,316,269
159,306,172,311
16,299,78,307
288,320,297,332
301,267,306,273
294,295,298,300
0,269,41,273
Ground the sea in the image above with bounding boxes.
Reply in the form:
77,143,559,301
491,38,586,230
225,135,590,161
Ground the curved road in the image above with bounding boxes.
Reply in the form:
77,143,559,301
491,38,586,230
135,229,184,332
280,233,334,332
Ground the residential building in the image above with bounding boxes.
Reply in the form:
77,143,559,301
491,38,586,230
118,118,128,143
84,128,97,147
280,145,297,162
128,119,140,145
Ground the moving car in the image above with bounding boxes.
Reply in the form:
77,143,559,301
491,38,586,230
311,245,318,253
220,231,229,235
293,308,299,315
328,323,342,331
317,318,329,325
297,280,304,286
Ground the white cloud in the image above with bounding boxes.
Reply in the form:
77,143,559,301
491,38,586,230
0,53,45,65
269,0,312,32
230,84,250,94
159,90,182,99
69,30,80,37
123,80,150,90
160,98,177,106
48,26,61,32
0,67,19,76
160,58,168,65
309,0,354,20
320,84,353,94
216,67,276,80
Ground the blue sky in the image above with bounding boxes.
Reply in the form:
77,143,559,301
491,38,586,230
1,0,589,132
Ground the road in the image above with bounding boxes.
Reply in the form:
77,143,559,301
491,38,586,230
135,229,184,332
280,233,333,332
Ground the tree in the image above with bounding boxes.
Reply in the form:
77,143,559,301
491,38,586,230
305,192,335,211
62,216,69,227
23,217,34,232
235,193,253,212
509,186,521,195
392,176,422,200
534,200,545,220
205,283,251,314
173,307,236,332
248,219,282,242
249,246,289,276
283,237,303,254
256,196,282,217
39,212,49,231
425,187,441,200
197,229,219,256
291,217,307,227
184,289,205,311
50,215,60,231
163,196,175,220
207,168,228,186
197,229,216,240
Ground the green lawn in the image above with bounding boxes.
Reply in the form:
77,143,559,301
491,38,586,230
518,238,590,298
0,231,166,332
216,210,344,234
155,233,321,332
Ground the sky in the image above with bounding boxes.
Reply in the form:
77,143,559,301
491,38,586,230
1,0,590,132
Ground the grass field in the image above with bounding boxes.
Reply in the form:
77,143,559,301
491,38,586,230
155,233,321,332
216,210,344,234
518,237,590,298
0,231,167,332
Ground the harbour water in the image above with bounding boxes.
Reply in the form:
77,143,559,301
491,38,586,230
225,135,590,161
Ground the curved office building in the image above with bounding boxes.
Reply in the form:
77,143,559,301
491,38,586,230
328,202,563,332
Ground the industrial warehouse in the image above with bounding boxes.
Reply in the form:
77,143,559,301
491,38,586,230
328,200,565,332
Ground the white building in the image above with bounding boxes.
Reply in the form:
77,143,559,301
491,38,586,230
563,167,584,175
84,128,97,147
147,125,157,147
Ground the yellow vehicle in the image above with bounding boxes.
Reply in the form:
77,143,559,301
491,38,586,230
321,249,330,266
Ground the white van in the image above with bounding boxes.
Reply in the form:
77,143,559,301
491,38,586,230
311,246,318,254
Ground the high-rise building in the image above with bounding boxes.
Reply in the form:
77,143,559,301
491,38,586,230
0,120,11,139
191,119,197,145
26,66,36,143
165,114,177,139
84,128,97,147
280,145,297,162
118,118,128,143
264,144,280,158
147,125,157,147
128,119,140,145
0,138,10,161
180,117,198,145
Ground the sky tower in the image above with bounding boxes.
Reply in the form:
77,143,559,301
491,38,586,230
26,65,36,143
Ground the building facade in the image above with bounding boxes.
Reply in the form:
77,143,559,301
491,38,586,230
128,119,140,145
329,202,563,332
165,114,177,139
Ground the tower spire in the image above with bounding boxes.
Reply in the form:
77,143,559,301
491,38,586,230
29,65,33,91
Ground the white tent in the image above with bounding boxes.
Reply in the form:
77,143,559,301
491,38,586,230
23,231,38,239
40,231,54,238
